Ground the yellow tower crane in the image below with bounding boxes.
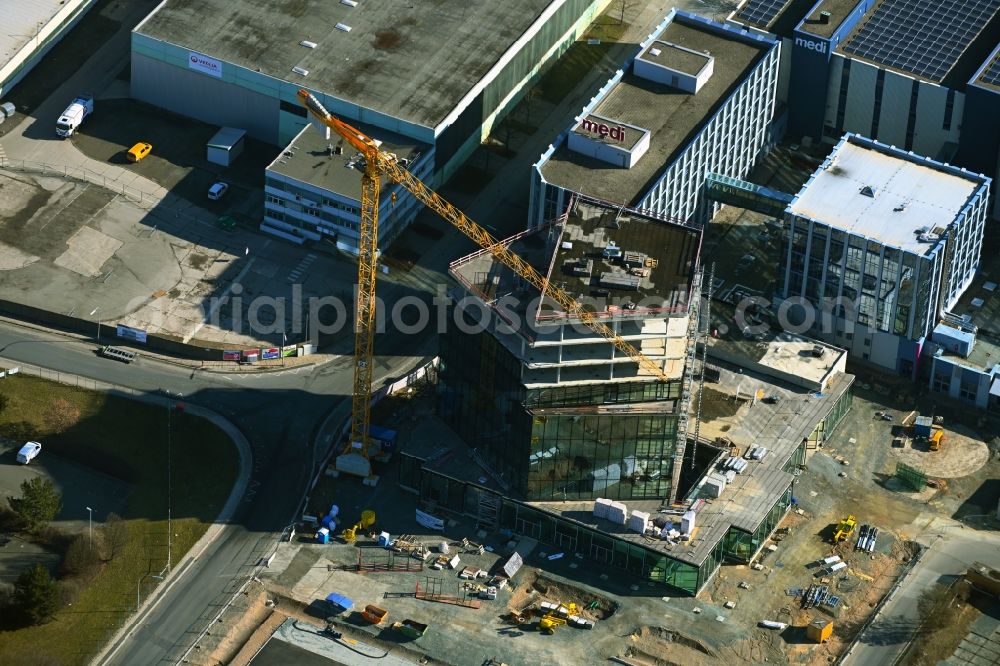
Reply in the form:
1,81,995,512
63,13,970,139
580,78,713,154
297,89,670,480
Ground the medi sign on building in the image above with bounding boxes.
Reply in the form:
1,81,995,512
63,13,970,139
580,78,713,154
580,118,627,142
568,113,651,169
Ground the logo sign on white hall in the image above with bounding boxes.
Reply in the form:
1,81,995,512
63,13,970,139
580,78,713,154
188,52,222,78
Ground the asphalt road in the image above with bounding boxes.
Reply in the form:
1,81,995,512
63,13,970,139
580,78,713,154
843,526,1000,666
0,318,432,664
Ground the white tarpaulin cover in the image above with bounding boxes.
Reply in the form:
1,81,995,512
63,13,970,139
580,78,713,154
989,378,1000,397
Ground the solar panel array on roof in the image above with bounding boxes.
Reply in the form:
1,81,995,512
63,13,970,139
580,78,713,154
736,0,791,27
841,0,1000,82
982,54,1000,86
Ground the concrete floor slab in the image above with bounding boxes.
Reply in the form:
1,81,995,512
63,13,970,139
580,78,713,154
54,225,122,277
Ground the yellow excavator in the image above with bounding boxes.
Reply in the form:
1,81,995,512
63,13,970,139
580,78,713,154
832,515,857,543
538,602,578,634
538,614,566,634
342,509,376,543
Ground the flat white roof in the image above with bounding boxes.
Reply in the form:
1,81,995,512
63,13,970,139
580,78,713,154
789,139,981,254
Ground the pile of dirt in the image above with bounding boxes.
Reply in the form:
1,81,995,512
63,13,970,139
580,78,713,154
623,626,719,666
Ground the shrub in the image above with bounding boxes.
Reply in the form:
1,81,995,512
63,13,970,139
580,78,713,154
61,534,101,579
0,420,36,443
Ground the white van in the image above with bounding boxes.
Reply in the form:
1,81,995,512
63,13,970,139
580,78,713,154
16,441,42,464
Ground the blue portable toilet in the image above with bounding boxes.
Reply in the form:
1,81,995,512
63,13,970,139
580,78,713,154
315,527,330,544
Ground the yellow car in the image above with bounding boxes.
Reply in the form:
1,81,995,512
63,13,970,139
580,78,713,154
126,142,152,163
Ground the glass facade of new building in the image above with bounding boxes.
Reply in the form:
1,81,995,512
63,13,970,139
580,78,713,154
397,460,795,596
438,318,683,502
779,218,943,340
776,134,991,375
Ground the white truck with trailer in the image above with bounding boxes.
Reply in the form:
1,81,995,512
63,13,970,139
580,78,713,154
56,94,94,137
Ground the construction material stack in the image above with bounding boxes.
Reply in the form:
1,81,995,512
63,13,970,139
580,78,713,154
607,501,628,525
593,498,613,519
628,510,650,533
855,525,878,552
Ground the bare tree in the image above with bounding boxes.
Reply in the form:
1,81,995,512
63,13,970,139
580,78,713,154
44,397,81,433
102,512,129,561
618,0,636,25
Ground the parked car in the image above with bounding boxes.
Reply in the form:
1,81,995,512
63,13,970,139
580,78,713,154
126,142,152,163
207,182,229,200
16,441,42,464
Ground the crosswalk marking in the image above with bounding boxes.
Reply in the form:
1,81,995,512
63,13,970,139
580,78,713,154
286,253,317,284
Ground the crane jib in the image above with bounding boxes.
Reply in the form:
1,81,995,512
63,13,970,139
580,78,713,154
295,89,671,480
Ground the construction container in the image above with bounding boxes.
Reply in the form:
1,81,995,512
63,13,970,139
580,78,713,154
806,619,833,643
325,592,353,613
362,604,388,624
704,474,726,498
914,416,933,438
393,619,428,639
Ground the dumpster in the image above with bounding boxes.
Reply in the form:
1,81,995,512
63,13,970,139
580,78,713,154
362,604,388,624
393,619,428,639
325,592,353,613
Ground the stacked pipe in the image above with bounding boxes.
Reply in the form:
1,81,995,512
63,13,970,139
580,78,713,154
855,524,878,553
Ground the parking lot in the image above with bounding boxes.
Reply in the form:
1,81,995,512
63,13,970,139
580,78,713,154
0,438,131,582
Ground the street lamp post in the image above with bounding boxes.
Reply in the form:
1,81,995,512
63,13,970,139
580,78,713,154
86,506,93,550
164,392,181,572
136,573,164,611
89,307,100,343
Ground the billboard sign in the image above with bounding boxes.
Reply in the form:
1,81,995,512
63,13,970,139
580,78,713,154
222,350,241,361
188,52,223,78
261,347,280,360
116,325,147,344
281,345,297,358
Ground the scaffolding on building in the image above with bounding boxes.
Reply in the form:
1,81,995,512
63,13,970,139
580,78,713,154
669,267,703,503
690,262,714,470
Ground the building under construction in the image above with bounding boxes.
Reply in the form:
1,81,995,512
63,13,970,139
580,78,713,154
437,197,703,503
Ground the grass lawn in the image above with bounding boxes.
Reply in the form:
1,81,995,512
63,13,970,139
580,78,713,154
0,375,238,665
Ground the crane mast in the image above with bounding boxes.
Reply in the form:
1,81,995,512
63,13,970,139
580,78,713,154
298,89,670,480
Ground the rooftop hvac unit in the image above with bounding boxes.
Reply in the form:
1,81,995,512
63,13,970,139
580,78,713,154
341,0,358,6
335,23,352,32
291,66,309,76
300,40,317,49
